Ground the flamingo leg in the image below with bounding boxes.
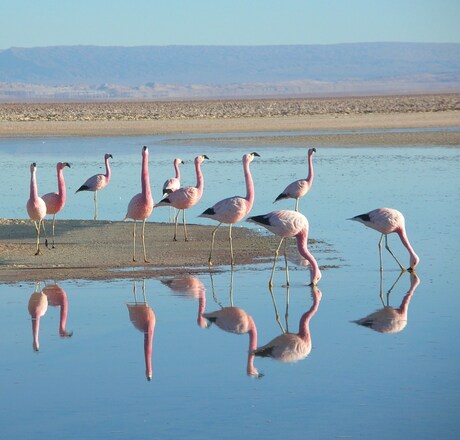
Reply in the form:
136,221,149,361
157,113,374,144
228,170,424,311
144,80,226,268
229,267,234,307
283,238,290,286
268,285,286,333
285,285,290,333
34,220,41,255
208,223,222,266
132,221,137,262
51,214,56,248
378,234,384,272
173,210,180,241
269,237,285,287
93,191,98,221
229,224,234,267
295,198,299,212
183,210,188,241
142,219,149,263
384,235,406,272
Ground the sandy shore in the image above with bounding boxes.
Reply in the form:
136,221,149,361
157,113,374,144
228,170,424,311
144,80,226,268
0,95,458,282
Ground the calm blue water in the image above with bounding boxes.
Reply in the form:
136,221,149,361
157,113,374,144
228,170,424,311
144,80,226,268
1,134,459,439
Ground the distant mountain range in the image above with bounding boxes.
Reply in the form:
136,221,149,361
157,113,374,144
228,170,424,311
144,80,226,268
1,43,459,100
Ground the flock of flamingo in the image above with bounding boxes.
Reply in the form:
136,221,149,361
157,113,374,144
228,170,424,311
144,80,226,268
26,145,420,286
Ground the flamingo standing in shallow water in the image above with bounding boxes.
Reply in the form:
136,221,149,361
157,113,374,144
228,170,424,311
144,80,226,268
274,147,316,211
254,285,321,363
155,155,209,241
124,146,154,262
247,210,321,286
162,158,184,222
200,152,260,266
42,161,71,248
26,163,47,255
75,153,112,220
349,207,419,272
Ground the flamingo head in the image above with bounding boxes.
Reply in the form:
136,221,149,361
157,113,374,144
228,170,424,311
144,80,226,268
244,152,261,163
105,153,113,160
174,158,184,166
309,147,317,155
196,155,209,165
30,162,37,173
408,253,420,272
57,162,71,170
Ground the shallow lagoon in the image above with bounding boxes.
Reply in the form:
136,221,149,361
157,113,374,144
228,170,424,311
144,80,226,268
1,134,459,439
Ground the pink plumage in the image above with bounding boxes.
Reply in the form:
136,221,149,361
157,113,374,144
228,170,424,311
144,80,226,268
247,209,321,286
162,157,184,196
42,161,71,248
155,154,209,241
200,152,260,266
28,285,48,351
349,207,419,271
26,163,47,255
76,153,112,220
274,147,316,211
124,146,154,262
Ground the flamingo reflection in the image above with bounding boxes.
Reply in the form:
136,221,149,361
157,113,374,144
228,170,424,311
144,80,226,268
353,272,420,334
42,283,73,338
28,282,48,351
254,285,321,363
127,279,156,381
202,270,262,378
162,274,208,328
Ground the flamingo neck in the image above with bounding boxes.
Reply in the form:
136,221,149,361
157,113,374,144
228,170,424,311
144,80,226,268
59,297,69,336
141,152,152,199
195,160,204,194
197,290,207,328
144,318,154,380
296,229,321,284
243,158,255,207
30,169,38,200
104,156,111,179
306,151,314,183
397,227,419,268
174,161,181,179
246,317,259,376
32,317,40,351
57,168,66,199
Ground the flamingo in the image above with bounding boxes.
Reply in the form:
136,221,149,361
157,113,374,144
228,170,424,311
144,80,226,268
26,162,47,255
43,283,73,338
200,152,260,267
254,285,321,363
28,283,48,351
274,147,316,211
75,153,112,220
162,158,184,222
127,279,156,381
155,154,209,241
247,210,321,286
353,272,420,334
349,207,419,272
124,146,154,262
42,161,71,248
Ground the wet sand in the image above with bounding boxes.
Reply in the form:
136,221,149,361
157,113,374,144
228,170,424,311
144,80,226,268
0,95,458,282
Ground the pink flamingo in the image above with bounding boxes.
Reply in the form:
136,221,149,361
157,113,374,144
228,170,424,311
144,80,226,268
28,283,48,351
349,207,420,272
75,153,113,220
124,146,154,262
254,285,321,363
247,210,321,286
162,158,184,222
200,152,260,267
43,283,73,338
274,147,316,211
127,279,156,381
155,154,209,241
42,161,71,248
26,162,47,255
353,272,420,334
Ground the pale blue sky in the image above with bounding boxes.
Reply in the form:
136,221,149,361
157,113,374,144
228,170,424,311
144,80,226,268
1,0,459,49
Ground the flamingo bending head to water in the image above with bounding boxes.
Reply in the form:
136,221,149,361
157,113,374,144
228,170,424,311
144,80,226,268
155,155,209,241
349,207,419,272
274,147,316,212
76,153,112,220
42,161,71,248
200,152,260,266
124,146,154,263
247,210,321,287
26,163,47,255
